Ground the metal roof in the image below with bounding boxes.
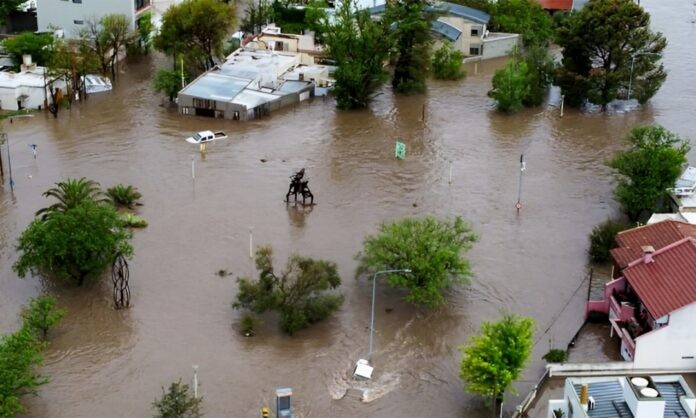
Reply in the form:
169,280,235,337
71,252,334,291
430,20,462,41
654,381,690,417
368,1,490,24
611,220,696,269
573,380,632,418
623,237,696,318
179,73,250,102
537,0,573,10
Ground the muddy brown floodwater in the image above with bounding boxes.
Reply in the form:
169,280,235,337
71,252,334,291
1,1,695,416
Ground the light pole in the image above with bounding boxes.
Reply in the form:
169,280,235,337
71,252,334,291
628,51,662,100
368,269,411,361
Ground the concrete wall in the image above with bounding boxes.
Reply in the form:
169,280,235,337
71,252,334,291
634,303,696,369
482,34,520,59
37,0,135,38
436,16,486,57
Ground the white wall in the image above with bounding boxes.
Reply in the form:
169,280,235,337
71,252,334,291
0,87,19,111
634,303,696,369
37,0,135,38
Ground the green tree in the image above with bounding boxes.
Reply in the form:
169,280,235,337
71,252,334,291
14,200,133,286
21,295,66,341
459,314,534,414
154,69,185,102
154,0,236,74
35,177,109,220
608,125,690,222
588,219,629,263
356,217,477,308
431,43,466,80
0,0,24,23
488,57,530,113
555,0,667,109
240,0,273,34
107,184,143,208
522,45,555,106
137,12,155,54
233,246,344,335
1,32,55,68
318,0,391,109
80,14,136,82
153,380,202,418
386,0,432,94
488,0,553,47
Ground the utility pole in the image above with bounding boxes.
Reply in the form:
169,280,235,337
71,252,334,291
516,154,525,213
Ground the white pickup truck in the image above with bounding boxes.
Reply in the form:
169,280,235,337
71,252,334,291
185,130,228,144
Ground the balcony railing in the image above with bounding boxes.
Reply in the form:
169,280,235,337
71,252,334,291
609,294,636,322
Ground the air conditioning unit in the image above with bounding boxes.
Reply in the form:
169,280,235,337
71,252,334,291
588,396,596,410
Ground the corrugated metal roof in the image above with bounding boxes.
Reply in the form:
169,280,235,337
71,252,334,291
573,380,633,418
430,20,462,41
611,220,696,269
623,238,696,319
368,1,490,24
654,382,689,417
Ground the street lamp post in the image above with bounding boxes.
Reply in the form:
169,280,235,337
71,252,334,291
368,269,411,361
628,52,662,100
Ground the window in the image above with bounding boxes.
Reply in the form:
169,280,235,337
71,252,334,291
72,0,82,3
73,19,84,24
471,28,479,36
469,46,480,55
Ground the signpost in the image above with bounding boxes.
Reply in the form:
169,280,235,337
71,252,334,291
395,141,406,160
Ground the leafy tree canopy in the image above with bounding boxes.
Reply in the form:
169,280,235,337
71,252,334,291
1,32,55,68
356,216,477,308
459,314,534,408
14,199,133,286
35,177,109,220
488,0,553,47
154,69,185,102
233,246,344,334
431,43,466,80
154,0,236,74
153,380,202,418
488,56,530,113
385,0,432,94
608,125,689,222
316,0,391,109
21,295,65,341
555,0,667,108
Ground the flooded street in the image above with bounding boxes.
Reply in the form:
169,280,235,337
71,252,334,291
1,1,695,416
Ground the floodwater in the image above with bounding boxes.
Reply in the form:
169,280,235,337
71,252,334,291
1,1,695,416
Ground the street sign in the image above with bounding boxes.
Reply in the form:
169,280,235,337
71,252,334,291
395,141,406,160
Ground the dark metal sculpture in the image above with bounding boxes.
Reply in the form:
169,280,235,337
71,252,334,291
112,254,131,309
286,168,314,206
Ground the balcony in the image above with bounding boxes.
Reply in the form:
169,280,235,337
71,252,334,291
609,294,636,322
610,319,637,360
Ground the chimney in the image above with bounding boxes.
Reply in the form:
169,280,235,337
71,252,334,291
641,246,655,263
20,54,35,72
580,384,589,411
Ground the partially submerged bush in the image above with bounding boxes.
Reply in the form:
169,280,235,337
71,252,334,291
153,380,202,418
121,213,148,228
107,184,143,208
589,219,628,263
542,348,568,363
432,43,466,80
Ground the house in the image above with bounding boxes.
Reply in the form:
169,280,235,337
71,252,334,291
587,235,696,369
547,375,696,418
368,2,520,60
177,27,333,121
647,167,696,225
536,0,588,12
0,56,65,110
609,220,696,276
36,0,152,38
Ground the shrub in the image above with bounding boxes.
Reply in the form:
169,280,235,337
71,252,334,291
121,213,148,228
21,295,65,340
153,380,202,418
431,43,466,80
239,314,260,336
542,348,568,363
588,219,628,263
107,184,143,208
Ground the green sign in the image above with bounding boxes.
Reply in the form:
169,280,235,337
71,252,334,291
395,141,406,160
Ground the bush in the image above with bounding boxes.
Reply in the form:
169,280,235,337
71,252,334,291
21,295,65,340
356,216,477,308
153,380,202,418
431,43,466,80
121,213,148,228
107,184,143,208
588,219,628,263
542,348,568,363
240,314,260,336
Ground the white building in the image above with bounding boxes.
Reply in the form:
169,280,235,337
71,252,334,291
0,57,65,111
36,0,153,38
547,375,696,418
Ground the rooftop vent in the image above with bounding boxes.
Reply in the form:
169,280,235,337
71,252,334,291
641,246,655,263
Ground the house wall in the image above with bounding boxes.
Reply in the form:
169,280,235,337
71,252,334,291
37,0,135,38
0,87,19,110
482,34,520,59
634,303,696,369
436,16,486,57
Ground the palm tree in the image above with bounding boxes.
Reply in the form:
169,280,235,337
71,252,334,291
36,178,109,219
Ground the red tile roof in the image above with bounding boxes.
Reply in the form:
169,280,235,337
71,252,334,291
536,0,573,10
610,220,696,269
623,238,696,318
